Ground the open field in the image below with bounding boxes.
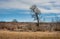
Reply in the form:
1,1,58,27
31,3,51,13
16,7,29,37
0,30,60,39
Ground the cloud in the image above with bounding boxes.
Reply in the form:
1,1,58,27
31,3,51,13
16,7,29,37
38,8,60,13
0,0,60,14
0,0,30,10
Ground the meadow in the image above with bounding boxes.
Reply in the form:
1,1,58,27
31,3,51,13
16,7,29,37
0,30,60,39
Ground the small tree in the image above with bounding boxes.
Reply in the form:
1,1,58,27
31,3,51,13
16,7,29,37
30,5,41,27
12,19,18,22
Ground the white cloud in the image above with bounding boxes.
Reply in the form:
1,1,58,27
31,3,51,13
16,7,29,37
0,0,60,13
38,8,60,13
0,0,30,10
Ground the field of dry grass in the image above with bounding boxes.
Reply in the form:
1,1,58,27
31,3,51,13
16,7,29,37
0,30,60,39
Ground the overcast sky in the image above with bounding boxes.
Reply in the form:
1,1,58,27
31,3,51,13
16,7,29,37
0,0,60,22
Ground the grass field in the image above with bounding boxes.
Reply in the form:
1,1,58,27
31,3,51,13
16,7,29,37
0,30,60,39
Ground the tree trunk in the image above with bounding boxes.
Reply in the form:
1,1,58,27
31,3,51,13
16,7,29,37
35,13,39,27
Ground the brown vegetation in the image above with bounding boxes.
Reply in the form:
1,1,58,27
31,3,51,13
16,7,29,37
0,31,60,39
0,22,60,32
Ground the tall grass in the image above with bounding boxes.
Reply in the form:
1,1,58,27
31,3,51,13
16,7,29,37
0,31,60,39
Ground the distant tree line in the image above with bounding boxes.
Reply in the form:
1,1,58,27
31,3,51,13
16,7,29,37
0,19,18,22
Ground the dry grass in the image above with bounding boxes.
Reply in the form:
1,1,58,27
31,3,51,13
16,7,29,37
0,30,60,39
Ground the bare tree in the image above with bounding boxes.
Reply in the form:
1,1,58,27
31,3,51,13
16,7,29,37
30,5,41,27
